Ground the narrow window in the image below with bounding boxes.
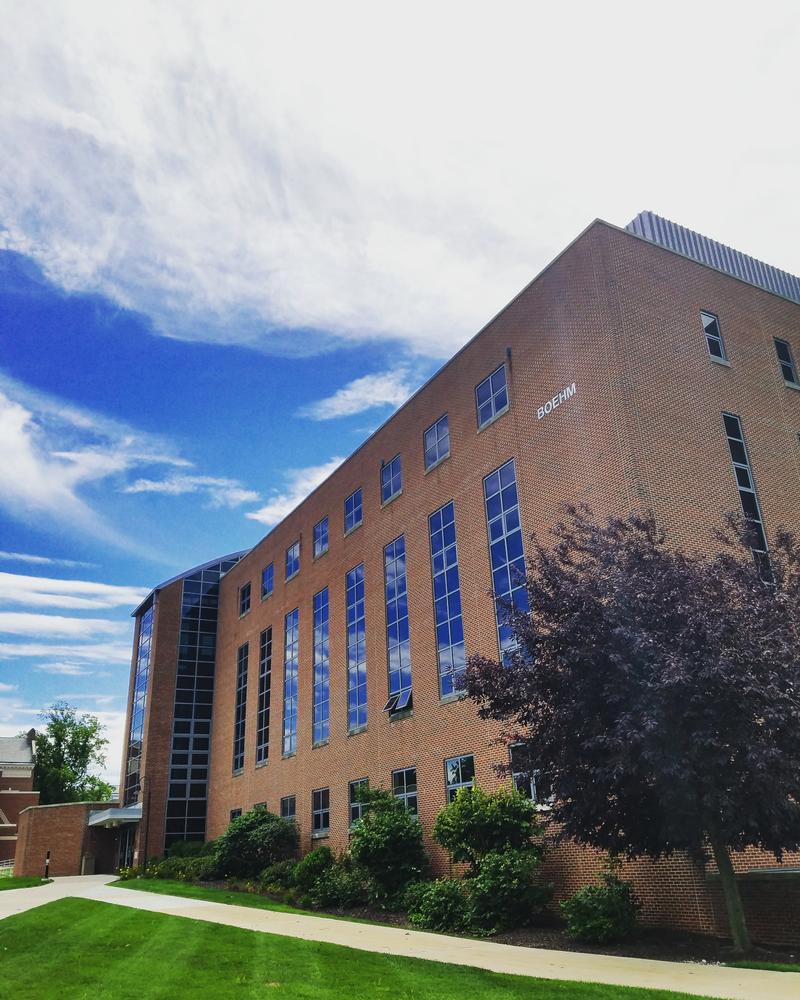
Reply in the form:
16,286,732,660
701,310,726,361
312,588,330,746
313,517,329,558
510,744,553,806
239,582,251,617
392,767,418,815
444,754,475,802
282,609,299,756
475,365,508,429
722,413,770,578
424,414,450,470
344,488,363,534
349,778,368,826
428,501,466,698
775,338,799,385
383,535,412,713
285,541,300,580
255,627,272,765
483,459,529,659
261,562,274,600
346,564,368,731
280,795,296,821
380,455,402,503
312,787,330,835
232,642,248,773
229,808,242,822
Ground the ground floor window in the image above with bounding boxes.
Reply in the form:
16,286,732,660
280,795,296,821
444,754,474,802
349,778,368,826
392,767,418,815
312,788,330,835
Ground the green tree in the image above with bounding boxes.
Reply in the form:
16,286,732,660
213,805,298,878
33,702,114,804
349,788,428,904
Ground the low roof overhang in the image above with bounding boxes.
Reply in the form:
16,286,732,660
88,803,142,828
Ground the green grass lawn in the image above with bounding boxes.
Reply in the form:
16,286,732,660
728,960,800,974
0,876,51,891
112,877,329,916
0,897,708,1000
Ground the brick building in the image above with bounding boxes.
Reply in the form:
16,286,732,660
0,731,38,863
18,211,800,942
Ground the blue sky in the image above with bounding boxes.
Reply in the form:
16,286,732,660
1,1,799,781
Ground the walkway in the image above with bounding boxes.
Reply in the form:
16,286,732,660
0,875,796,1000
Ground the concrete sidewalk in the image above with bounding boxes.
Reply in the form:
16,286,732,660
1,875,797,1000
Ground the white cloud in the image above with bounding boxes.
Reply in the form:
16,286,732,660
34,663,93,676
0,641,132,664
297,369,416,421
0,551,96,569
3,3,798,358
0,612,127,639
0,572,148,611
124,474,259,507
246,457,344,527
0,695,40,731
0,682,17,692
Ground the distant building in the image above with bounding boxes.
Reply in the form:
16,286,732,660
0,730,39,863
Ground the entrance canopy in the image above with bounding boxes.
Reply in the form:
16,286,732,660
88,803,142,828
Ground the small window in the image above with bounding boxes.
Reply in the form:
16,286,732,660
239,582,251,617
344,488,363,534
510,745,554,807
254,801,267,810
229,808,242,822
349,778,368,826
424,414,450,470
392,767,418,815
312,787,330,835
313,517,329,558
444,754,475,802
380,455,402,503
261,562,274,600
475,365,508,429
280,795,296,821
701,311,726,361
775,338,798,385
285,541,300,580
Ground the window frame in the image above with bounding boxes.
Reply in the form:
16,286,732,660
238,581,251,618
349,777,368,827
285,541,300,581
444,754,475,803
428,500,466,699
312,587,330,746
261,562,274,601
383,534,412,714
701,310,727,363
775,337,799,386
423,414,451,471
255,626,272,766
345,563,368,733
344,488,363,535
231,642,248,774
313,516,329,559
510,744,554,809
312,786,330,837
392,767,418,815
380,454,403,505
280,794,296,821
475,364,509,430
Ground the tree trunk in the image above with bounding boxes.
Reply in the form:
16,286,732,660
710,838,751,954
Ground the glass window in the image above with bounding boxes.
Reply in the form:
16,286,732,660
424,414,450,469
312,787,330,834
510,744,553,806
483,459,529,659
229,809,242,822
428,501,466,698
701,311,726,361
445,754,475,802
255,627,272,765
232,642,248,772
775,338,798,384
475,365,509,429
261,562,274,600
312,588,330,746
344,488,363,534
380,455,402,503
346,564,368,731
125,603,153,805
722,413,770,579
285,541,300,580
392,767,418,815
282,609,299,755
349,778,368,826
313,517,329,558
239,582,251,617
280,795,296,821
383,535,412,713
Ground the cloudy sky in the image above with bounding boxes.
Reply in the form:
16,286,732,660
1,0,799,782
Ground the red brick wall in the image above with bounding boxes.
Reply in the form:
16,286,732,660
14,802,115,877
0,788,40,863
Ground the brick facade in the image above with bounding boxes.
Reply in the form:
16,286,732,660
1,734,38,863
14,803,118,877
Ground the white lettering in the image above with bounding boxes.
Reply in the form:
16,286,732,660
537,405,545,419
537,382,577,420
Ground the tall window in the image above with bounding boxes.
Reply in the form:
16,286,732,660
775,338,798,385
383,535,412,712
722,413,770,577
285,541,300,580
312,588,330,745
424,414,450,469
483,459,529,658
313,517,329,558
239,582,251,617
392,767,418,815
429,501,466,698
255,627,272,766
380,455,402,503
445,754,475,802
280,795,296,821
312,787,330,835
261,562,274,600
476,364,508,428
346,564,367,731
349,778,368,826
701,311,726,361
510,744,553,806
125,603,153,804
282,609,299,755
232,643,248,773
344,488,363,533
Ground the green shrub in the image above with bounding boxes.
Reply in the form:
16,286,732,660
260,859,298,890
185,854,218,881
561,864,641,943
433,785,538,871
293,846,335,893
213,806,298,879
308,858,368,909
166,840,205,859
468,848,552,933
405,879,472,933
117,865,143,881
349,788,428,904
